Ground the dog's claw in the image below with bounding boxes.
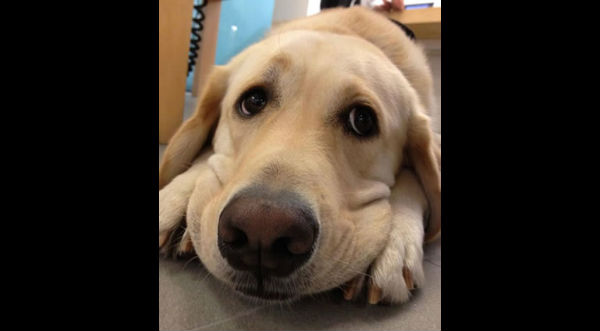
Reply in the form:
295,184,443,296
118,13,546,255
403,266,414,290
343,274,367,301
177,230,194,254
342,265,417,304
181,239,194,253
342,276,361,300
367,280,383,304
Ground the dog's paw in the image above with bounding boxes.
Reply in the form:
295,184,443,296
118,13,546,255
342,237,424,305
159,155,224,256
159,186,190,251
159,187,196,257
369,237,425,304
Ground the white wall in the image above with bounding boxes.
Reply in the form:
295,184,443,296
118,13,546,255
306,0,321,16
272,0,310,23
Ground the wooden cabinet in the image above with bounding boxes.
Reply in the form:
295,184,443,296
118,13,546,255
159,0,194,144
385,7,441,39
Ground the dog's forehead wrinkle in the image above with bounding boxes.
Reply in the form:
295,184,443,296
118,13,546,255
260,52,292,84
237,31,406,128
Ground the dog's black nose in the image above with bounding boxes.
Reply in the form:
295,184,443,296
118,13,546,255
218,189,318,277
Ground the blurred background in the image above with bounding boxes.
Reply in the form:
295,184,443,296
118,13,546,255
159,0,441,144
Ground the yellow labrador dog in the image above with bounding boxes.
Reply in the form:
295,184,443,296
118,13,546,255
159,6,440,305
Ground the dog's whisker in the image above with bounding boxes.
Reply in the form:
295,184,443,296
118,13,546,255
183,255,199,269
317,251,374,280
196,269,213,284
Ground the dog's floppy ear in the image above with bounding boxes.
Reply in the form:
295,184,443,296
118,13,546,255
405,104,441,243
159,66,229,189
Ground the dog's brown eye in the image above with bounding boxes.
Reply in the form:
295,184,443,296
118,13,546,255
348,106,377,137
238,88,267,117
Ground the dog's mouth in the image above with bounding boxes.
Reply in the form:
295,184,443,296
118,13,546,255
234,285,296,301
228,271,307,302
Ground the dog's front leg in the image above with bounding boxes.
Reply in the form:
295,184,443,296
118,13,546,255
370,168,428,303
159,149,219,254
344,169,429,304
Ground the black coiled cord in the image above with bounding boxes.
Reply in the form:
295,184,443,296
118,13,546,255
188,0,208,76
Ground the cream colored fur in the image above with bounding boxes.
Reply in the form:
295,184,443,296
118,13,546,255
159,7,440,304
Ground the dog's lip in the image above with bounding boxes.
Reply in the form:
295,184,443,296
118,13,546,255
235,286,296,301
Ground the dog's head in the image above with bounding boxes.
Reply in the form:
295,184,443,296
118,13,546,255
159,7,440,302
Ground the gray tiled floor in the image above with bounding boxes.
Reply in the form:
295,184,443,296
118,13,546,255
159,51,441,330
159,242,440,331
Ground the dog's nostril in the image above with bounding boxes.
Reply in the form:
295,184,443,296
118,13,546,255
271,237,292,257
218,222,250,256
227,228,247,249
287,237,313,255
